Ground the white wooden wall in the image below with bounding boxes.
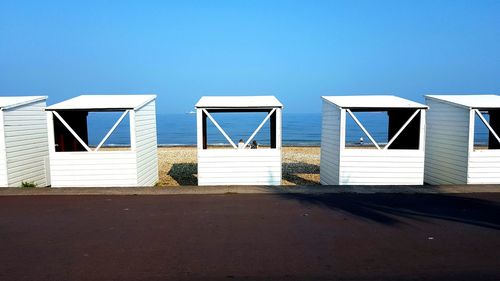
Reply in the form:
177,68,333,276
48,151,138,187
198,149,281,185
339,149,425,185
47,107,157,188
320,102,342,185
321,102,426,186
468,150,500,184
197,107,282,186
134,100,159,186
424,99,470,184
2,101,49,187
467,108,500,184
0,112,7,186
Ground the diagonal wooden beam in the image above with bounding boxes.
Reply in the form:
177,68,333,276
475,109,500,144
95,110,129,151
202,109,237,148
52,111,92,152
384,109,421,150
346,109,381,150
244,108,276,147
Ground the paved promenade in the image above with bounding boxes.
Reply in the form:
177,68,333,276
1,184,500,196
1,193,499,281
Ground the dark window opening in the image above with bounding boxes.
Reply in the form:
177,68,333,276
202,109,277,149
345,109,421,150
53,111,131,152
474,109,500,150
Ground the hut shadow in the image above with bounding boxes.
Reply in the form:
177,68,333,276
168,163,197,186
282,162,320,185
278,193,500,229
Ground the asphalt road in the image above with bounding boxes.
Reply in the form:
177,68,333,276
1,193,499,281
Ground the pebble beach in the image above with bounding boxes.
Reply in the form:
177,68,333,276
157,146,320,186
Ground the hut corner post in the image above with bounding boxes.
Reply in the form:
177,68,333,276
197,108,207,150
0,111,7,186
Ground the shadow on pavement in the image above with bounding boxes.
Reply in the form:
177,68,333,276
279,193,500,229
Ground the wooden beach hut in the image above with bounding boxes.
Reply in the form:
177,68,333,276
45,95,158,187
320,95,428,185
0,96,49,187
425,95,500,184
195,96,283,185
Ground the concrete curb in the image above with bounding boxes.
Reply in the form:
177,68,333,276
1,185,500,196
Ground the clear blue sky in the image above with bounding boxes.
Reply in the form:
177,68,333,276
1,0,499,113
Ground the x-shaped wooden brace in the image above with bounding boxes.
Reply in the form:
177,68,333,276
52,110,130,152
202,108,277,149
346,109,421,150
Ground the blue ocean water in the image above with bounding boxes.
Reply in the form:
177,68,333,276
86,112,490,146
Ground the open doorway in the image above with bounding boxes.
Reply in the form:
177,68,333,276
52,110,131,152
474,109,500,150
344,109,422,150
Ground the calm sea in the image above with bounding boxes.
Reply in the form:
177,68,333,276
86,112,490,146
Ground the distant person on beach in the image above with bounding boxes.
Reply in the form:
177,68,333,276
359,137,364,145
238,139,245,149
251,140,258,149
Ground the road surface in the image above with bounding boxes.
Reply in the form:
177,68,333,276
1,193,499,281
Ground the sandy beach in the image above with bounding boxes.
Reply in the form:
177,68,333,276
157,146,320,186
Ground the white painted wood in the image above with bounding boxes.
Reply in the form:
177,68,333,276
48,95,158,187
276,108,282,149
0,96,46,110
52,111,92,152
0,111,7,186
46,95,156,111
321,97,426,186
198,149,281,186
197,109,204,150
129,110,137,151
346,109,381,150
134,100,158,186
426,95,500,109
322,95,428,109
384,109,420,150
474,109,500,144
203,109,237,148
50,151,137,187
339,149,424,185
196,96,283,186
244,108,276,147
195,96,283,108
425,95,500,184
95,110,129,151
2,99,49,187
320,101,341,185
424,97,471,184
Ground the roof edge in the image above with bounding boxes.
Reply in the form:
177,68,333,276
321,95,428,109
1,96,47,110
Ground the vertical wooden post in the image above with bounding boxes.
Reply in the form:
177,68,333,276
276,108,282,149
129,110,136,151
489,110,500,149
197,108,206,150
202,111,207,149
339,108,346,150
46,111,56,153
270,109,276,149
468,109,475,155
419,109,426,151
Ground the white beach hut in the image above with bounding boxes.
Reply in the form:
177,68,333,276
320,95,428,185
0,96,49,187
45,95,158,187
425,95,500,184
195,96,283,186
